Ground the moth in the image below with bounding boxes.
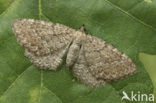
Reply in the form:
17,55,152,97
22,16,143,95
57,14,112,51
12,19,137,87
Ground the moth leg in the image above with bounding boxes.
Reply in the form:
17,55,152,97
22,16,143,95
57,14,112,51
73,45,106,87
25,43,70,70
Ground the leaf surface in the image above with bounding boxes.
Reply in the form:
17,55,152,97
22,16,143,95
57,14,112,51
0,0,156,103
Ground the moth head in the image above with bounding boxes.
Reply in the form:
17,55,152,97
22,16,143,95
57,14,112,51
79,25,85,32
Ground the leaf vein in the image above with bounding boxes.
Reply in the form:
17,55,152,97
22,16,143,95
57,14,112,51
43,86,63,103
105,0,156,31
0,0,19,18
38,0,42,19
39,70,43,103
0,65,31,100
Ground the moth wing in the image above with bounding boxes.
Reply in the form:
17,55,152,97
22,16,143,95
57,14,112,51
25,43,70,70
83,35,137,81
12,19,75,56
12,19,75,70
73,45,106,87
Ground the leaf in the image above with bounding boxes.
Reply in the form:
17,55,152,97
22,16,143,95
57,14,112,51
0,0,156,103
0,0,14,14
139,53,156,101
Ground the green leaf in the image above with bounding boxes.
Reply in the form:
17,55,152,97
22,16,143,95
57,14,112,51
0,0,156,103
0,0,14,14
139,53,156,101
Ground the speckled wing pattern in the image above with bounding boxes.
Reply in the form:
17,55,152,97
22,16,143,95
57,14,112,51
12,19,75,70
73,35,137,87
12,19,137,87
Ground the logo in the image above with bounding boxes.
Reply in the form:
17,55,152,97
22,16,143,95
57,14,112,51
121,91,154,102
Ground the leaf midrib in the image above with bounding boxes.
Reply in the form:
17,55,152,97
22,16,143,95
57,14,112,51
38,0,63,102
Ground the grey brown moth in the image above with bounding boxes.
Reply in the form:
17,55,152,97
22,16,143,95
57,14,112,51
12,19,137,87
